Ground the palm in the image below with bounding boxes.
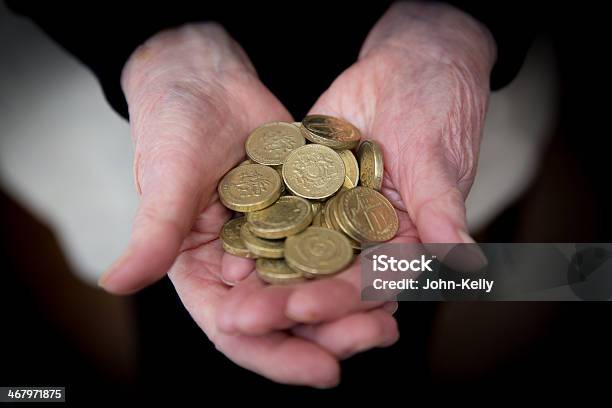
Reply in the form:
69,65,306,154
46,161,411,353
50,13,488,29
137,83,354,385
104,7,493,385
166,113,400,384
100,23,400,387
217,41,489,344
308,45,489,245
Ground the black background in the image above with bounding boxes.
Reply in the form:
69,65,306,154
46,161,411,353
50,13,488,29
1,1,611,404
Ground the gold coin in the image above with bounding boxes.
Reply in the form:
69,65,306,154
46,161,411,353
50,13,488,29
327,191,348,233
292,122,302,128
256,258,305,285
327,192,362,250
357,140,384,191
245,122,305,166
240,223,284,258
318,200,332,229
301,114,361,150
247,196,313,239
220,217,255,258
337,186,398,242
218,164,282,212
323,195,339,232
284,227,353,277
282,144,345,200
337,149,359,188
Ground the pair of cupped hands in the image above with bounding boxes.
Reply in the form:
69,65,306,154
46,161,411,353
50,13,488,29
98,2,495,387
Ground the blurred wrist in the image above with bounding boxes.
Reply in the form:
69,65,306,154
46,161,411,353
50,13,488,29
360,1,497,80
120,25,192,105
120,22,254,109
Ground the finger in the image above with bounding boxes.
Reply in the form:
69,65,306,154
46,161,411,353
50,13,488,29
217,256,385,334
221,253,255,285
216,273,268,333
285,263,382,324
292,307,400,359
230,284,297,335
218,332,340,388
99,159,206,294
170,252,340,388
100,71,293,295
285,235,416,324
222,263,386,333
408,159,471,243
224,230,413,332
99,102,236,294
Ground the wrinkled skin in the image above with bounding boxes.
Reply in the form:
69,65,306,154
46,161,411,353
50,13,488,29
99,2,496,388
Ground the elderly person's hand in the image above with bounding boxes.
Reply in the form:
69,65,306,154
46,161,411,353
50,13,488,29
98,23,399,387
217,1,493,342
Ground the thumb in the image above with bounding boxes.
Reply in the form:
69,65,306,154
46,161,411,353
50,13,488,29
98,147,207,295
410,165,471,244
404,157,487,270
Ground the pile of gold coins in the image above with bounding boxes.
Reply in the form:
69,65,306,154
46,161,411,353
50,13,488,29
218,115,399,284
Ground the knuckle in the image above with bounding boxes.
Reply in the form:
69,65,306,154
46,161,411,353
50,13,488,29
185,21,229,41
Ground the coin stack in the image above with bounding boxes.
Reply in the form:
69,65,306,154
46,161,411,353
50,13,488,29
218,115,399,284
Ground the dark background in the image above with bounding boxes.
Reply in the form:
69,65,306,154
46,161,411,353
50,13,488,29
1,1,611,404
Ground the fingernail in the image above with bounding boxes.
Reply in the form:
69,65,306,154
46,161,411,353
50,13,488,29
98,265,118,288
97,270,113,288
220,275,237,287
98,247,131,288
442,229,488,273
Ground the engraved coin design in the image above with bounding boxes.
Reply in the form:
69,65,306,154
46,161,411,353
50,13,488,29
337,186,398,242
301,114,361,149
220,217,255,258
218,164,282,212
247,196,312,239
282,144,345,199
328,191,361,250
217,115,399,284
284,227,353,276
357,140,384,191
246,122,305,166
